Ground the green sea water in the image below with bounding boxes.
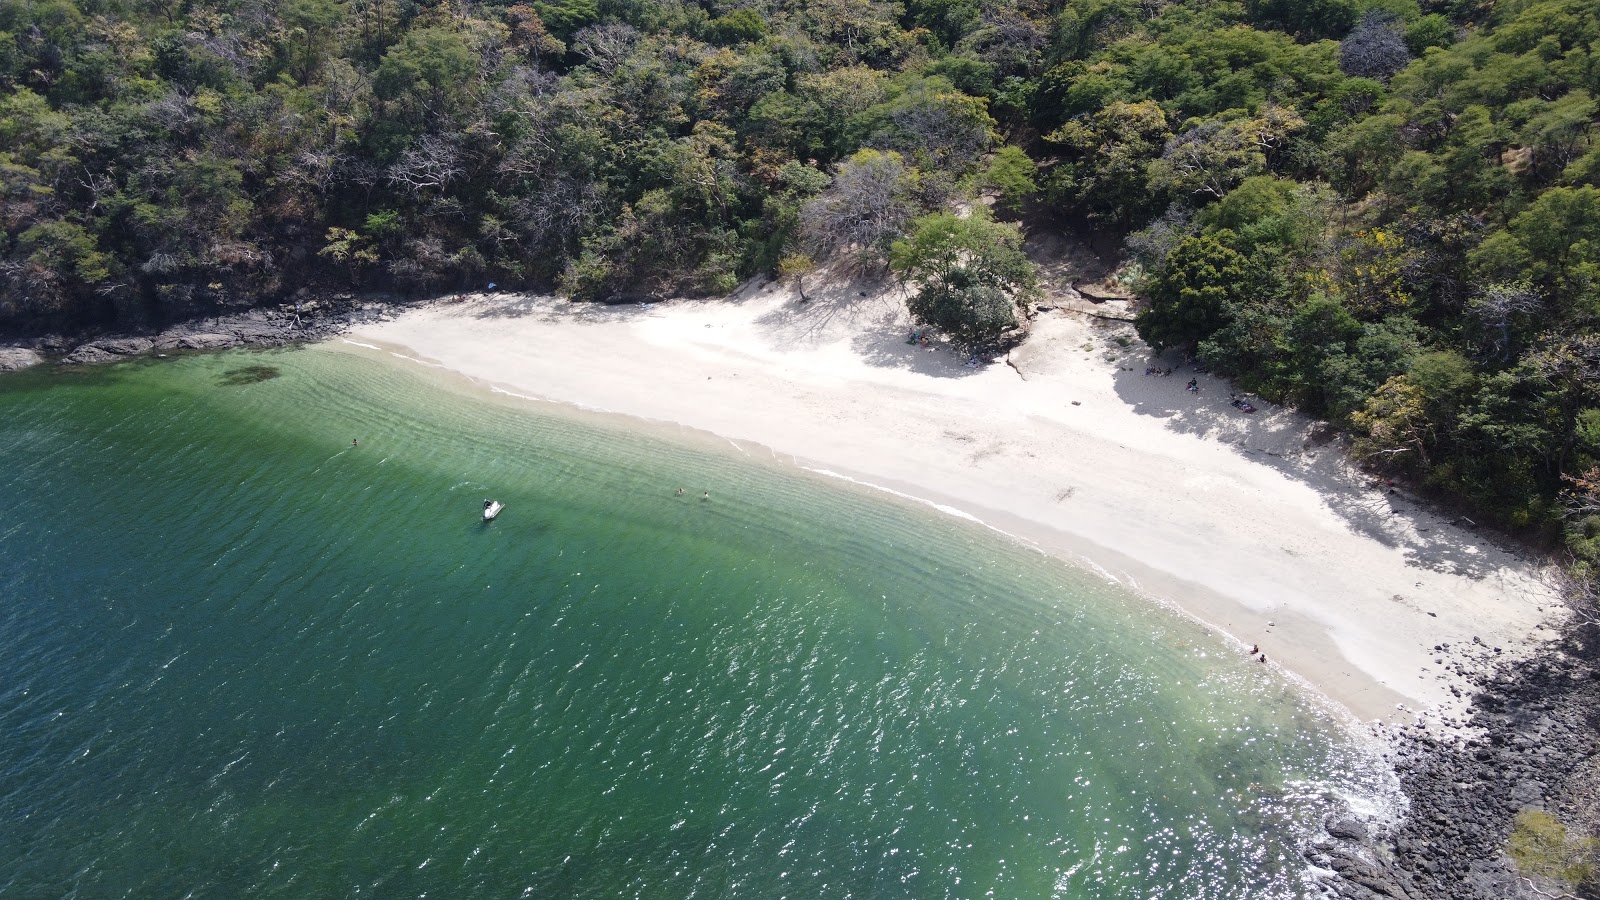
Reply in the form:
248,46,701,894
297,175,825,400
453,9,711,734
0,345,1395,898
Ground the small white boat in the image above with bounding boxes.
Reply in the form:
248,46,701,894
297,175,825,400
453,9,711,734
482,499,504,521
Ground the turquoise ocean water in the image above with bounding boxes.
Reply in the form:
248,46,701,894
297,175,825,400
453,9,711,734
0,346,1394,898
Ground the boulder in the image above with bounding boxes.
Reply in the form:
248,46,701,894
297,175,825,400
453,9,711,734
94,337,155,355
1327,816,1371,842
0,347,45,371
177,332,239,350
230,322,287,343
63,344,119,364
63,337,155,364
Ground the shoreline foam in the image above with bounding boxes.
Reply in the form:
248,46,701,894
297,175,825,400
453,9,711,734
339,280,1564,728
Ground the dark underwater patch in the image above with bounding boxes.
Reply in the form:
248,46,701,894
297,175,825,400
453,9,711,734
219,364,281,386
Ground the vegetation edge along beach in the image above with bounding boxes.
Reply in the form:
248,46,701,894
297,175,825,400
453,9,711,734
5,0,1600,895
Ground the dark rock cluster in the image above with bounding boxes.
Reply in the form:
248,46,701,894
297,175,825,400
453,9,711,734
1317,619,1600,900
1,296,405,369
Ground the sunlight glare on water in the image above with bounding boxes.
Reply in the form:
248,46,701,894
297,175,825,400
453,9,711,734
0,346,1398,898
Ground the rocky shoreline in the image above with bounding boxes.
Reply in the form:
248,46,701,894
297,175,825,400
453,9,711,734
0,295,411,372
1320,608,1599,900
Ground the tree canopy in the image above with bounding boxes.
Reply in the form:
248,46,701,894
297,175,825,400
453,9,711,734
890,211,1036,346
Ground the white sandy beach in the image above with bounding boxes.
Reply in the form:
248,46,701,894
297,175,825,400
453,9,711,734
342,273,1563,727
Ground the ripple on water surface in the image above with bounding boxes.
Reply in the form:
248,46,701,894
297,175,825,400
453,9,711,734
0,348,1397,898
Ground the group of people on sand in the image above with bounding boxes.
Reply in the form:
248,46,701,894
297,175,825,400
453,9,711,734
675,487,710,500
1145,362,1205,394
1249,643,1267,664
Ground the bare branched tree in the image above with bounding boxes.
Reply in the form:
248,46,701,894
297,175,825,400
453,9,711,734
510,173,604,254
1340,12,1411,81
882,91,994,171
488,66,558,119
1468,281,1543,363
1125,206,1195,274
287,149,343,196
387,134,464,191
142,92,197,133
571,24,640,76
798,150,917,269
959,11,1045,73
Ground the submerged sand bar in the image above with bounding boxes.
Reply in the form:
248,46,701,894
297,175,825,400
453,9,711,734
343,280,1561,725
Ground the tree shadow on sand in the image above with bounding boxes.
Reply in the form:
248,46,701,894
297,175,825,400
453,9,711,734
752,269,890,338
753,271,985,378
450,293,665,326
850,315,988,377
1108,344,1530,582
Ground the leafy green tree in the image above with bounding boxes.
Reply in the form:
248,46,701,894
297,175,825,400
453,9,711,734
904,0,980,51
1136,234,1248,351
984,145,1038,215
1352,375,1432,468
870,79,997,171
1045,99,1171,224
373,28,478,114
535,0,600,38
16,219,114,315
707,9,767,45
1150,108,1306,202
1244,0,1359,40
1472,186,1600,315
1517,91,1600,183
1403,14,1454,55
280,0,347,84
889,211,1037,346
1198,176,1330,253
1325,112,1406,196
505,5,567,63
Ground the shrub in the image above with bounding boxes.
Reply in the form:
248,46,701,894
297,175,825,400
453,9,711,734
1508,809,1599,891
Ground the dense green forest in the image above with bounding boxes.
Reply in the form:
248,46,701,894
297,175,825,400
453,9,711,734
1,0,1598,573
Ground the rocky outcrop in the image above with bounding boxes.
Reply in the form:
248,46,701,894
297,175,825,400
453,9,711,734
153,332,238,351
0,347,45,371
1321,619,1600,900
2,296,409,368
1072,281,1136,302
64,337,155,363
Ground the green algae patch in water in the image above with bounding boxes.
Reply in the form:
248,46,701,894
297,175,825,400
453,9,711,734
217,363,282,385
0,347,1398,899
